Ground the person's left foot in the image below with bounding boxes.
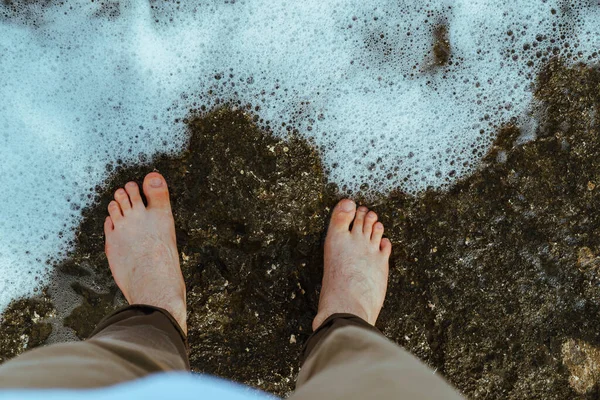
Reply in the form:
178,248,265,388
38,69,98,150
104,172,187,334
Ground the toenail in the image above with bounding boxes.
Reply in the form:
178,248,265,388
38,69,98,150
126,182,137,188
117,189,125,195
150,177,162,187
340,200,355,212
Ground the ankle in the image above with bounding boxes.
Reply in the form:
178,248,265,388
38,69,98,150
312,303,371,331
130,295,187,335
162,299,187,335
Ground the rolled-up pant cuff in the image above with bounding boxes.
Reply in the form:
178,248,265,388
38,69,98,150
0,303,190,388
89,304,190,370
301,313,384,366
294,314,464,399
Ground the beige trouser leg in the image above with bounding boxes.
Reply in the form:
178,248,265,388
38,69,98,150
0,305,189,389
1,306,462,398
292,323,464,400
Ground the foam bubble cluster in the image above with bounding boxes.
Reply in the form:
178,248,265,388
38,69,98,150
0,0,599,311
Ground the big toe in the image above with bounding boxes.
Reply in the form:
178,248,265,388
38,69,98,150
328,199,356,233
143,172,171,210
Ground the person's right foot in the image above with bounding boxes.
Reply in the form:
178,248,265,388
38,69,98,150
313,199,391,331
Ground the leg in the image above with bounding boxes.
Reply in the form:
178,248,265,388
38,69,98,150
0,173,189,388
292,200,463,400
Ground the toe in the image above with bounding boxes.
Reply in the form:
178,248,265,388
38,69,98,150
352,206,368,233
380,237,392,256
328,199,356,233
363,211,378,236
108,200,123,221
125,181,144,208
372,221,384,244
104,216,114,234
114,188,131,213
143,172,171,210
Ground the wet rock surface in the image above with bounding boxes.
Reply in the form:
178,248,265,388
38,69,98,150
1,59,600,399
52,108,331,394
562,338,600,395
0,296,53,364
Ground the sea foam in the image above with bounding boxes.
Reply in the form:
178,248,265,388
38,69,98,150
0,0,599,311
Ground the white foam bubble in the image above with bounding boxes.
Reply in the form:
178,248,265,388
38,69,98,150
0,0,599,311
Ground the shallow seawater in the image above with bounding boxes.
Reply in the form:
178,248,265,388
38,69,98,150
1,0,600,310
1,1,600,398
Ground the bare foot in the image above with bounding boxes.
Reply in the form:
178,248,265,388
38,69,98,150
104,172,187,334
313,199,391,331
